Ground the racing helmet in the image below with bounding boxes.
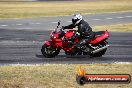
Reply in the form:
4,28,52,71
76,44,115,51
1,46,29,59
72,13,82,25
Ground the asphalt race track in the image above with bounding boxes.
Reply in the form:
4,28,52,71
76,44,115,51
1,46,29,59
0,12,132,65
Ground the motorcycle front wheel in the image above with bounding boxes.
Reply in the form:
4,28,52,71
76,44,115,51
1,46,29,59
41,44,60,58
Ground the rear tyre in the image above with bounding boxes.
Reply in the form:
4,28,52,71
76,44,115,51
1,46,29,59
41,44,60,58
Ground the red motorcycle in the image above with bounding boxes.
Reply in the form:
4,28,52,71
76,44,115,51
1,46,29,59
41,21,110,58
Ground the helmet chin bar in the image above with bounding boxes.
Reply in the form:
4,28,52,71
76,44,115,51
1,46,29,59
72,18,82,25
75,20,81,25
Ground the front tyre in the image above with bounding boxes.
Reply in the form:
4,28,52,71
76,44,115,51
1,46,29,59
41,44,60,58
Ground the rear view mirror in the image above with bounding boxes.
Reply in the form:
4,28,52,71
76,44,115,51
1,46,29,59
57,21,61,28
58,21,60,26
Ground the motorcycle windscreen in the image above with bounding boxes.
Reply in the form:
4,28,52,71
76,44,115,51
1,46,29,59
90,31,109,45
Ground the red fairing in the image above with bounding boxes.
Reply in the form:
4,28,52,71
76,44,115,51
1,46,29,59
44,41,51,46
63,44,75,52
65,31,74,39
50,32,63,47
90,31,110,45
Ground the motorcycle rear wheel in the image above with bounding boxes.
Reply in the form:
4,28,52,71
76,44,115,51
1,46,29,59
41,44,60,58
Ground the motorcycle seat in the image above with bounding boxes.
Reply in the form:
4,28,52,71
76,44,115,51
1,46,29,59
93,31,105,37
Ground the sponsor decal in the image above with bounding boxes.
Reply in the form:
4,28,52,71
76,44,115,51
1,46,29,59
76,66,131,85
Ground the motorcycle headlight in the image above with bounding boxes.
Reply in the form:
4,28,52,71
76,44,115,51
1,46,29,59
50,34,57,39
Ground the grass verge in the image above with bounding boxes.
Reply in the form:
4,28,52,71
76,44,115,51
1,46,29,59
0,64,131,88
93,23,132,32
0,0,132,18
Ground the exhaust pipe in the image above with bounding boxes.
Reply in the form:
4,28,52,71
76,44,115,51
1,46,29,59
92,45,109,54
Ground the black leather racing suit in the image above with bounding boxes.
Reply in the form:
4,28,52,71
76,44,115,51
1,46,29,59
63,19,94,47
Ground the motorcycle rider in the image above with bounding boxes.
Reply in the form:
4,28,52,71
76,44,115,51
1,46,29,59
63,13,94,48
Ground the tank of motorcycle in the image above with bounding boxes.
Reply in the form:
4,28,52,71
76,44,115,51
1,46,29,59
64,30,75,39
